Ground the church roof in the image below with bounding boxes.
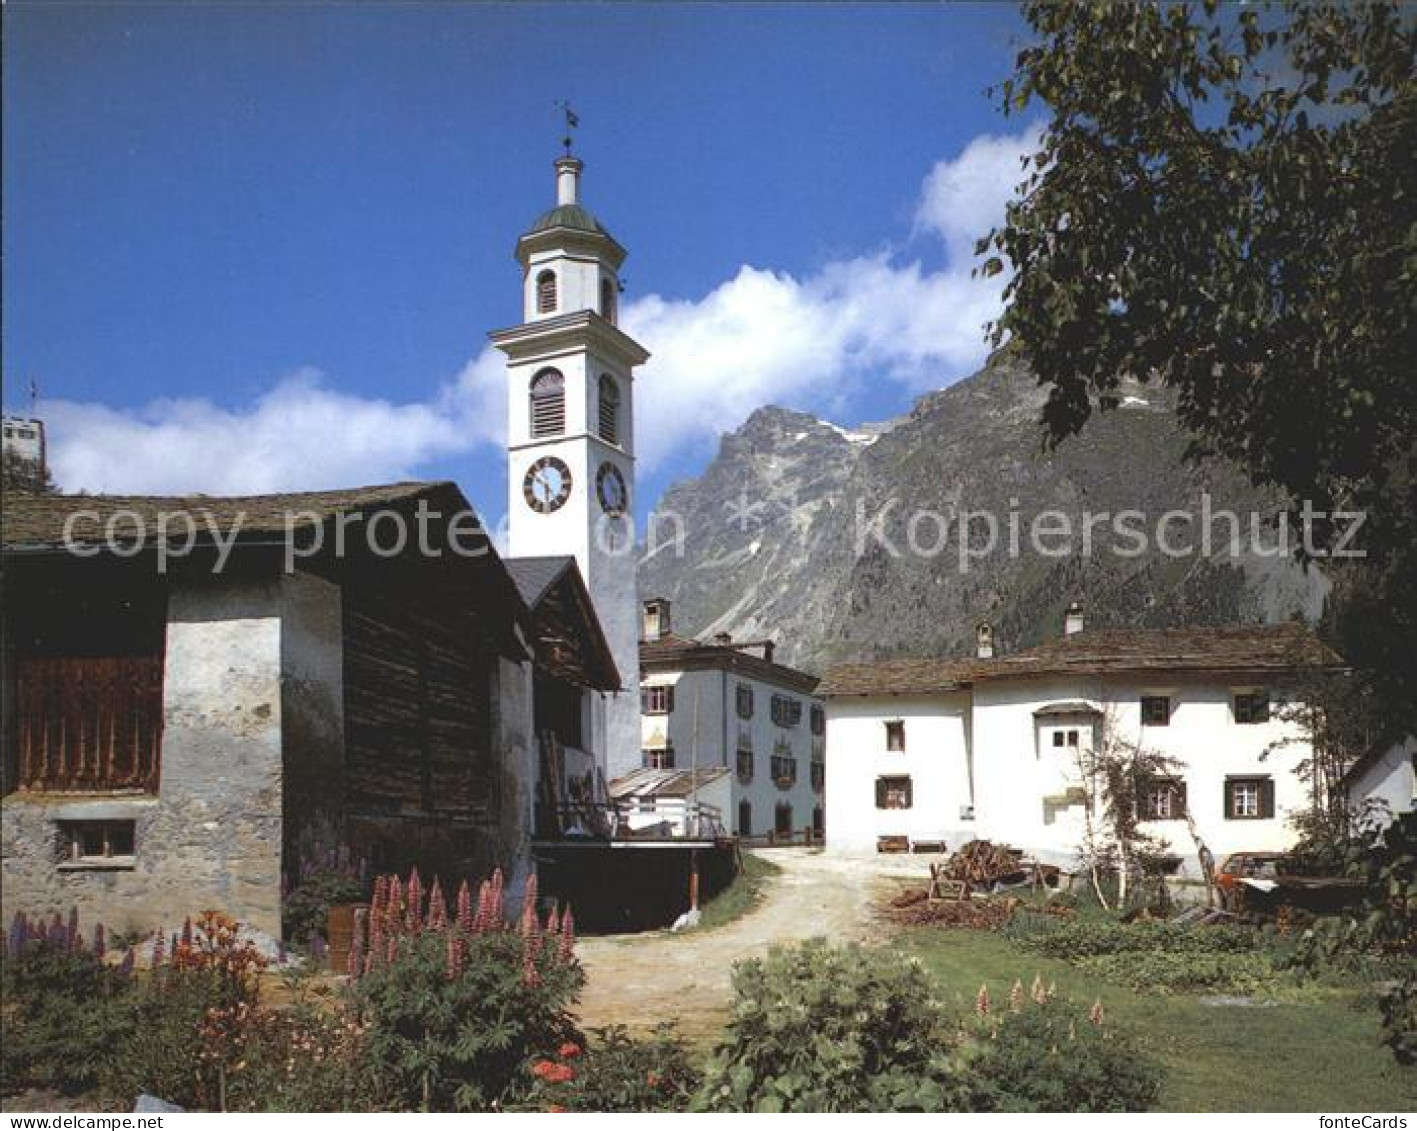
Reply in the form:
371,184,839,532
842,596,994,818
527,202,613,239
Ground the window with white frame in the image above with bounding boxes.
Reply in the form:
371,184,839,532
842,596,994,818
641,685,674,715
1225,776,1274,819
885,720,906,752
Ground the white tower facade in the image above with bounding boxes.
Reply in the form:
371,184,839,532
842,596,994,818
491,155,649,783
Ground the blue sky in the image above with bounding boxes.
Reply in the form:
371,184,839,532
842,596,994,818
3,2,1035,532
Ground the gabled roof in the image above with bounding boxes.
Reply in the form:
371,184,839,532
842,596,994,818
640,632,821,696
1,481,447,549
505,555,577,610
505,554,621,692
820,623,1342,698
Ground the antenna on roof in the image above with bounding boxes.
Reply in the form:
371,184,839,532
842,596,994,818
29,377,39,416
554,100,580,156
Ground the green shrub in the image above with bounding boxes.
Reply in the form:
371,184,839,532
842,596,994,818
1378,968,1417,1066
283,870,364,947
521,1025,701,1112
969,996,1162,1112
1018,918,1255,960
355,927,584,1111
694,940,974,1112
1,939,133,1096
1074,950,1279,995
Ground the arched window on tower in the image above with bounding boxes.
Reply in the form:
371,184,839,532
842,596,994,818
530,369,566,438
600,277,617,324
598,374,620,445
536,270,557,314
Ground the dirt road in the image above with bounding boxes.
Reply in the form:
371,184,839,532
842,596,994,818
573,848,920,1039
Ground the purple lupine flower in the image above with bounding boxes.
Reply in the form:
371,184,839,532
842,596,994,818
8,911,27,958
119,947,136,975
67,906,80,952
93,923,107,959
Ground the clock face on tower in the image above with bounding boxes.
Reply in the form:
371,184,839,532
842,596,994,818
596,462,629,516
523,456,572,513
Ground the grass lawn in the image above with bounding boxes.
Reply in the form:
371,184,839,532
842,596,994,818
693,851,782,933
895,926,1417,1112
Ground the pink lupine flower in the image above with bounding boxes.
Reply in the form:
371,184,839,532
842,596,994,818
427,877,447,931
1009,979,1024,1013
456,880,474,935
474,881,492,935
975,984,991,1017
406,869,423,934
181,916,194,950
559,908,575,960
1031,974,1047,1004
349,908,367,979
1088,999,1105,1026
545,904,560,936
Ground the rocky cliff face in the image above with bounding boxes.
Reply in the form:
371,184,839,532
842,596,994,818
638,353,1327,674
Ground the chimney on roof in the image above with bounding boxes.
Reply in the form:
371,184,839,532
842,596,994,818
713,632,733,647
975,622,995,659
642,598,671,642
1064,601,1085,637
761,641,776,664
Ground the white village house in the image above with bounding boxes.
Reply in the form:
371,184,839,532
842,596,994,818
628,598,826,841
822,605,1344,876
1342,736,1417,828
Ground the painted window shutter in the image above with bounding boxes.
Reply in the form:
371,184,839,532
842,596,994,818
875,777,887,808
1222,779,1233,819
1260,778,1276,819
1175,779,1188,817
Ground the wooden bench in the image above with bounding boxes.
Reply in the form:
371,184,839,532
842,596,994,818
876,835,909,854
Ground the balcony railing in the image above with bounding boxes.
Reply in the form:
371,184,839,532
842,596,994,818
536,798,727,842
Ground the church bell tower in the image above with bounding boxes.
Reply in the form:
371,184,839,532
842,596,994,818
491,152,649,783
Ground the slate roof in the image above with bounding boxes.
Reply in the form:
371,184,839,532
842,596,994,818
1,482,447,549
640,631,821,695
504,555,578,610
608,766,732,800
820,623,1342,698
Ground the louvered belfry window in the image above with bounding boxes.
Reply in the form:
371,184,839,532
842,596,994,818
530,369,566,438
598,374,620,445
536,270,557,313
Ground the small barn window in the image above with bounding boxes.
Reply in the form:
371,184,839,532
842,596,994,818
530,369,566,438
60,820,136,865
598,374,620,445
536,270,557,313
600,277,617,323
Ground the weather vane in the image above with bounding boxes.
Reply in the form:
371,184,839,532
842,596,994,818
555,100,580,155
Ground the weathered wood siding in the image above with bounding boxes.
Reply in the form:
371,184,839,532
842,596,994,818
343,599,492,820
15,656,163,792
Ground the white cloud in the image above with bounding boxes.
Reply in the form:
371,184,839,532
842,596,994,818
914,127,1041,258
44,128,1037,493
46,365,503,495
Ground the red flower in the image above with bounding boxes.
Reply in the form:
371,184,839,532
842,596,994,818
558,1042,582,1060
547,1105,567,1113
647,1071,661,1089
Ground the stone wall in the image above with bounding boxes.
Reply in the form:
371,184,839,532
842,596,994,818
1,577,286,941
